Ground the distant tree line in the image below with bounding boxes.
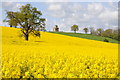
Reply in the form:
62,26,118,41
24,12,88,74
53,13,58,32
89,27,120,41
71,24,120,41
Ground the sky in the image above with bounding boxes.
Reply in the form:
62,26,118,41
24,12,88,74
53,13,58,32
1,0,119,32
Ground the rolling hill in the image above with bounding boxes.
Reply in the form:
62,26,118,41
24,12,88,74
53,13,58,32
2,27,119,78
50,32,119,44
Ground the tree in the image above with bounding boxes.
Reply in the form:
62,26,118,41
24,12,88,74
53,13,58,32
118,29,120,41
4,4,46,41
3,14,18,28
89,27,95,35
83,28,88,34
71,24,79,33
112,29,119,40
39,26,46,32
101,29,113,38
89,27,98,35
97,28,104,36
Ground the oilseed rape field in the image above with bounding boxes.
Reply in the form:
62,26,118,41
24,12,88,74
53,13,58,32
2,27,119,78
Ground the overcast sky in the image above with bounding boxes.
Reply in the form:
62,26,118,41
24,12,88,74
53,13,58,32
1,0,119,32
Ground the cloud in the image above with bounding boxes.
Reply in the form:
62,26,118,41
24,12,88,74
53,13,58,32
2,2,23,11
1,2,118,31
48,4,62,10
87,3,104,15
0,21,3,26
98,10,118,23
1,2,24,26
45,0,71,2
0,21,8,26
47,4,65,18
45,2,118,32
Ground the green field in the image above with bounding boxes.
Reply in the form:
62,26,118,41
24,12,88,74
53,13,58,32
50,32,119,44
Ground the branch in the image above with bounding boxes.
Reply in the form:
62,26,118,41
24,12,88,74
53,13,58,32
21,29,26,35
28,27,34,33
11,13,24,27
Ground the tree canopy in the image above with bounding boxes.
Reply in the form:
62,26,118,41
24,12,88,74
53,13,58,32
97,28,104,36
83,28,88,34
71,24,79,33
4,4,46,41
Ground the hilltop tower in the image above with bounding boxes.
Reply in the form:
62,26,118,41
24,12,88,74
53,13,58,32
53,25,59,32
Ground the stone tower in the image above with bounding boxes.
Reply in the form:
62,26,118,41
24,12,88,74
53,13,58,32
53,25,59,32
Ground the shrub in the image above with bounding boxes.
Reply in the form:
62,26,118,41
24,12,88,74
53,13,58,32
103,39,109,42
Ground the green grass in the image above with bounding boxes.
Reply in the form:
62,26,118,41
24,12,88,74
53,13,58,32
50,32,119,44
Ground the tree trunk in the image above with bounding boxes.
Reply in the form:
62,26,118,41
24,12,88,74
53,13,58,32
74,31,76,33
24,34,29,41
10,25,12,27
91,32,93,35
